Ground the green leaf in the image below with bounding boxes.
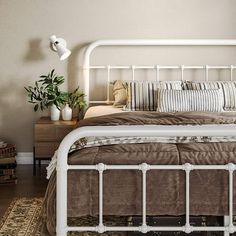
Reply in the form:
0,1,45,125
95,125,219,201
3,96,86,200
51,69,55,77
34,104,39,112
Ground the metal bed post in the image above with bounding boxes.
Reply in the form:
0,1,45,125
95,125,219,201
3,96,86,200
57,144,69,236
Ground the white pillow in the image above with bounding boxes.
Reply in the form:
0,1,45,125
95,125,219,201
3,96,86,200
157,89,224,112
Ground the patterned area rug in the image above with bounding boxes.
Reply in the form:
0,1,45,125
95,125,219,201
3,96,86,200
0,198,128,236
0,198,228,236
0,198,43,236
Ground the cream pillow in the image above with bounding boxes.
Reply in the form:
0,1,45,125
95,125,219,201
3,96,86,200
113,80,127,108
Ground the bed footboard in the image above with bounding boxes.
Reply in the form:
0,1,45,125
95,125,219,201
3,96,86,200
56,125,236,236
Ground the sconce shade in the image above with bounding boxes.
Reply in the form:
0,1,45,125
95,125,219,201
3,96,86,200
55,42,71,60
49,35,71,61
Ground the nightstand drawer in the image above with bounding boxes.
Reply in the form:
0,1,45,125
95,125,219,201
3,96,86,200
35,125,56,141
35,124,75,142
56,126,74,140
34,142,60,158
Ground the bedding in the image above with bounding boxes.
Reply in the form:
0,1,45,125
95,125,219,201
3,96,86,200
42,111,236,236
185,81,236,111
157,89,224,112
125,81,182,111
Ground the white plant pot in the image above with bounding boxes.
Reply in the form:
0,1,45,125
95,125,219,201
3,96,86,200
50,104,60,121
62,104,72,121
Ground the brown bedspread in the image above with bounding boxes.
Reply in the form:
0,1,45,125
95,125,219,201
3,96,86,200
42,111,236,235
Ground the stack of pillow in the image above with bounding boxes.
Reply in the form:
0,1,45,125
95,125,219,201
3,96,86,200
113,80,236,112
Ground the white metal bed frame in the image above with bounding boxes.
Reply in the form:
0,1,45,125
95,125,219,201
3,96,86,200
57,39,236,236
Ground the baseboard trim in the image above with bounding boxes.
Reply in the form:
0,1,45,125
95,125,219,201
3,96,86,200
16,152,50,165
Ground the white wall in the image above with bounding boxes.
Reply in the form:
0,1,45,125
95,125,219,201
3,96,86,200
0,0,236,152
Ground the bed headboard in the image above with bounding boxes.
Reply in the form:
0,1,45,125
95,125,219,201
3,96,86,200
82,39,236,106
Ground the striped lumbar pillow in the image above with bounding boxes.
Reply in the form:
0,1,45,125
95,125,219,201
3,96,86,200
125,81,182,111
185,81,236,111
157,89,224,112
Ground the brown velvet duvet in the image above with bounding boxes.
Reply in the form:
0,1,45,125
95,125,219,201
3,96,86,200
42,111,236,235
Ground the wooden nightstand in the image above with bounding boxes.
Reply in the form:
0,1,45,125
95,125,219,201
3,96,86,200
34,117,77,175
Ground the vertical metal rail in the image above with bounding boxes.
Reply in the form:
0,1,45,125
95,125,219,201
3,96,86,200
140,163,149,233
230,65,234,81
97,163,105,233
106,65,111,103
228,163,235,234
132,65,135,81
205,65,209,81
184,163,192,234
181,65,184,81
155,65,160,82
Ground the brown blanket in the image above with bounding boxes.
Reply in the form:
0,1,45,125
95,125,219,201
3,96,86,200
42,111,236,235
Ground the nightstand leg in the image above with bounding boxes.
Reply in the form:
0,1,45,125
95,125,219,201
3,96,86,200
33,146,36,176
38,159,41,167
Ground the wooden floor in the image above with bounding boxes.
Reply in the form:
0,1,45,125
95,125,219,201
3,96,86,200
0,165,48,218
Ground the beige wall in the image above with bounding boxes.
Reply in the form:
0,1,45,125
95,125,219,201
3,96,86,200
0,0,236,152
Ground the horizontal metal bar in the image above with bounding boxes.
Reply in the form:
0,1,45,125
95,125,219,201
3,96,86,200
193,226,228,231
89,65,236,70
149,226,184,231
66,226,234,232
185,165,228,170
67,164,231,171
68,165,97,170
149,226,227,232
105,165,140,170
67,226,97,232
67,226,140,232
105,226,140,231
63,125,236,141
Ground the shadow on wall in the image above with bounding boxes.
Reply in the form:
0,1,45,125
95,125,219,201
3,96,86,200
0,78,42,151
24,38,46,61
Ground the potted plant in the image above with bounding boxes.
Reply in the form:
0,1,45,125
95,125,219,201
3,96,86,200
61,87,86,120
25,69,65,121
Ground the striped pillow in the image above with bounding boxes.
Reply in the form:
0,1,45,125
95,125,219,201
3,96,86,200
126,81,182,111
157,89,224,112
186,81,236,111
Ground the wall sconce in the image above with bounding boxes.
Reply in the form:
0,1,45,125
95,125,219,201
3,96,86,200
49,35,71,61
